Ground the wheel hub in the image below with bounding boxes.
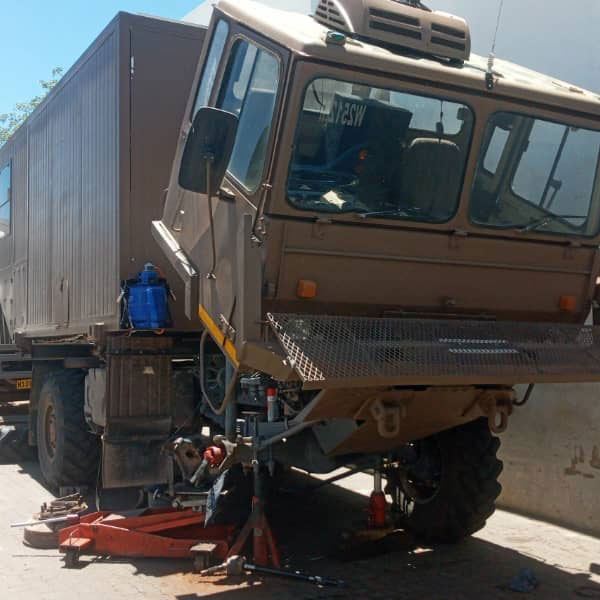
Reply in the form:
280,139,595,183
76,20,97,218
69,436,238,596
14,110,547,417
385,438,442,514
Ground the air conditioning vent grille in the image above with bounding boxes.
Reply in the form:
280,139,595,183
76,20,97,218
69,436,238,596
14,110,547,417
312,0,471,63
369,7,420,27
431,36,465,52
370,20,422,40
315,0,349,31
431,22,466,39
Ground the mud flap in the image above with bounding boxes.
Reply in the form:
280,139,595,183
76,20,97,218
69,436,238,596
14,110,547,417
103,335,174,488
102,418,171,488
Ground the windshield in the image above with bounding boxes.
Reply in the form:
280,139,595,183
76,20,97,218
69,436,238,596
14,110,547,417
471,112,600,237
287,78,474,223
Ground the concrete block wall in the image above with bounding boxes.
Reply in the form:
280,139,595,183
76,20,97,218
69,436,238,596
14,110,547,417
498,383,600,536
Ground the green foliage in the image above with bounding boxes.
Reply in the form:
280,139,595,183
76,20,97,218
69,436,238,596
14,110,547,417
0,67,64,146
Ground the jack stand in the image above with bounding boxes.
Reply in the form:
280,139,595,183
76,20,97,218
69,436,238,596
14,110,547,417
227,430,281,568
368,470,387,529
227,495,281,568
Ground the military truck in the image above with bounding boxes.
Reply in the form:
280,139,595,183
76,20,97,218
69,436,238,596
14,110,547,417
5,0,600,543
153,0,600,540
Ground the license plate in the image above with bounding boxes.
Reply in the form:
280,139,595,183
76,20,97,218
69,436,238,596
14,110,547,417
16,378,32,390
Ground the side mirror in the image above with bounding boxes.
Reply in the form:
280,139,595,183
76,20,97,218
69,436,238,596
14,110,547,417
178,107,239,195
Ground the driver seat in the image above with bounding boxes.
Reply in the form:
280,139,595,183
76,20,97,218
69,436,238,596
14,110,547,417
399,138,463,219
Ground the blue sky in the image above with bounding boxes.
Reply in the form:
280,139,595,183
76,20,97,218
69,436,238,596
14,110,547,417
0,0,205,116
1,0,599,119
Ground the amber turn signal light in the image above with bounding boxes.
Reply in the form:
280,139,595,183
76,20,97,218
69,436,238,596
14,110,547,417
297,279,317,299
559,295,577,312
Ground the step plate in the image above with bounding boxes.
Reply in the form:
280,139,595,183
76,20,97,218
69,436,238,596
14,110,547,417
267,313,600,389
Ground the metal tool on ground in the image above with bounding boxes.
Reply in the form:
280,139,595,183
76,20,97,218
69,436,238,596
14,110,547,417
11,514,80,528
14,494,90,549
12,493,87,527
200,554,345,587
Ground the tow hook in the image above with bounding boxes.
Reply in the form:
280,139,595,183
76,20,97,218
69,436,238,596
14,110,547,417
370,398,407,439
476,390,515,434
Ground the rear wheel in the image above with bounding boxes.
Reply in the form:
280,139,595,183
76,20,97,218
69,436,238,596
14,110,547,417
37,370,100,490
385,418,503,543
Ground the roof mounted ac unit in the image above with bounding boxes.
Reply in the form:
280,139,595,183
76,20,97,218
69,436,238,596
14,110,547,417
314,0,471,63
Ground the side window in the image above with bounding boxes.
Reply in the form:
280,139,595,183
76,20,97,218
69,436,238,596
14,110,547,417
483,127,510,174
512,120,565,203
192,19,229,116
218,40,280,192
0,162,11,239
471,112,600,237
512,120,600,217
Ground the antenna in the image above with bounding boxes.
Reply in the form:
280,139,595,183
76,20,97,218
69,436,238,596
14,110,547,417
491,0,505,55
486,0,505,90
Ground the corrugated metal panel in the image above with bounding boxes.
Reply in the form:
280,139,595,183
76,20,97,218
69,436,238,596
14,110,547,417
1,13,204,338
79,29,119,325
27,29,119,330
127,22,206,329
12,132,28,264
0,267,12,343
12,261,27,332
0,128,28,340
27,108,52,327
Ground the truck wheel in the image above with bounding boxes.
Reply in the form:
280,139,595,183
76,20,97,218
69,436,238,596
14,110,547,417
37,370,100,489
386,418,503,543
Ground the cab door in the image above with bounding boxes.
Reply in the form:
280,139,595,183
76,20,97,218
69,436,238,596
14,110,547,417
158,16,289,355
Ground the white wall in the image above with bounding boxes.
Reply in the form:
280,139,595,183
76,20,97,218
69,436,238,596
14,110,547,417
499,384,600,535
430,0,600,92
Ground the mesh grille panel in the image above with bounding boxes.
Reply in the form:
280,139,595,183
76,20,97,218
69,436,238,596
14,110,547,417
267,313,600,388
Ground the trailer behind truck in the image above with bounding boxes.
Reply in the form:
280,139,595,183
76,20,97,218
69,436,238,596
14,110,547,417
0,11,205,485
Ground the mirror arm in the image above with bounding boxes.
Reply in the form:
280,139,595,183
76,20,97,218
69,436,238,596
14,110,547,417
205,153,218,279
251,182,272,245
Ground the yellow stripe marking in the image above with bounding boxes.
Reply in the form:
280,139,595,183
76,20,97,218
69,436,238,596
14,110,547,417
198,304,240,367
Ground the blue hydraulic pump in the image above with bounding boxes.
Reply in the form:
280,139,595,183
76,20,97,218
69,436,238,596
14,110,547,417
120,263,173,329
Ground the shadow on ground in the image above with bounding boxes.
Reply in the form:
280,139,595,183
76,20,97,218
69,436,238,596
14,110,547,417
129,471,600,599
4,447,600,599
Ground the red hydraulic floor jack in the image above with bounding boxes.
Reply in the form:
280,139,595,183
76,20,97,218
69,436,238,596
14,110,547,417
58,506,235,569
58,450,281,570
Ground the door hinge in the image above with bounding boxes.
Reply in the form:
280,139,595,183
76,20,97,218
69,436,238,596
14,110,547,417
219,314,236,343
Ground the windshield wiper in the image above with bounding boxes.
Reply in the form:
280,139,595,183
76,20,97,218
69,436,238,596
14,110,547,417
516,214,586,233
357,209,442,223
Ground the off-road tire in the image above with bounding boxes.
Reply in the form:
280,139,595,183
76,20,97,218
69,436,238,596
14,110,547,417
394,418,503,543
37,370,99,490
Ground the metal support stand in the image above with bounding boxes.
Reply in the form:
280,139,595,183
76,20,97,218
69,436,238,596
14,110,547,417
368,470,387,529
227,418,281,567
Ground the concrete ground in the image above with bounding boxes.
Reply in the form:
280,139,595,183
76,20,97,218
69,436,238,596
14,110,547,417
1,459,599,600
